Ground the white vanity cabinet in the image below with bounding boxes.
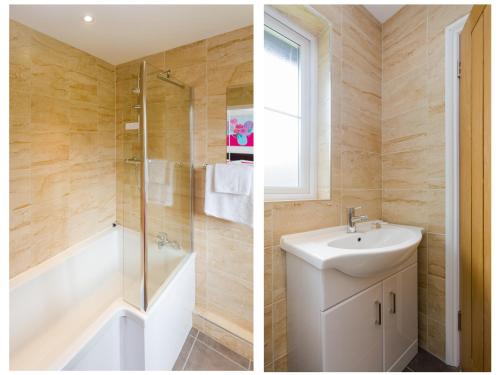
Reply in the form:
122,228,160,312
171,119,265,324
322,283,384,371
286,253,418,372
382,264,418,371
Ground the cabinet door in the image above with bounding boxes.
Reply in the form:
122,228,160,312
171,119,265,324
383,264,418,370
321,283,383,371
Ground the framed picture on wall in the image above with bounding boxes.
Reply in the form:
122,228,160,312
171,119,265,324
226,106,254,162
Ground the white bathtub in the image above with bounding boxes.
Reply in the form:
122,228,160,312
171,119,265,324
10,226,195,370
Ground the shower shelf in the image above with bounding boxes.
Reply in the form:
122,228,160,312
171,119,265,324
124,158,141,165
124,158,186,168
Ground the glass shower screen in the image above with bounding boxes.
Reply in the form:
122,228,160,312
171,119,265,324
121,61,193,311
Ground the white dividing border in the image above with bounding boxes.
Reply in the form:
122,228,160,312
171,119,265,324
444,14,468,367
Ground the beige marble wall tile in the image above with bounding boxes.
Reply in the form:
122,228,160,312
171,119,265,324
10,21,116,276
382,19,426,82
264,305,273,365
382,149,428,190
207,269,253,333
264,247,273,307
343,5,381,48
272,199,341,245
382,6,427,50
272,299,287,361
427,275,445,323
382,107,428,154
427,318,446,360
207,236,253,285
264,203,273,248
341,108,381,153
382,67,427,121
342,23,381,79
342,151,381,189
272,246,286,303
427,189,445,234
382,189,428,229
428,234,445,278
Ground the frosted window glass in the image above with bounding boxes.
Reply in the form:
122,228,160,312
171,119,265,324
264,108,300,188
264,27,302,189
264,28,300,116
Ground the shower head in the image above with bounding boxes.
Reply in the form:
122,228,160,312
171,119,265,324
157,69,186,88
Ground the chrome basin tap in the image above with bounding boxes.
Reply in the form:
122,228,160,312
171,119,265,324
347,207,368,233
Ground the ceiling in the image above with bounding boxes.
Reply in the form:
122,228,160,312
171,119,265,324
10,5,253,65
363,5,404,23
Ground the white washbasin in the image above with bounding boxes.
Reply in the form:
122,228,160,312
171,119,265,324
280,221,423,277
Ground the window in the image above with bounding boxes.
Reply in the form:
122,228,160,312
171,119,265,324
264,8,317,201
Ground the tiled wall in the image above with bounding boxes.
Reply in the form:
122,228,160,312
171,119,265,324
9,20,116,278
192,26,253,359
264,5,382,371
115,26,254,359
381,5,471,359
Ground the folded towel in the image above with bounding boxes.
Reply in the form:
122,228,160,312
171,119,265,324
147,160,175,206
204,164,253,227
148,182,174,206
148,159,169,185
214,163,253,196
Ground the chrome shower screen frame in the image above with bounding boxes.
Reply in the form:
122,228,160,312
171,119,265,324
139,61,148,311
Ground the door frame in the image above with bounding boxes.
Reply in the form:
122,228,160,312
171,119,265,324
444,14,468,367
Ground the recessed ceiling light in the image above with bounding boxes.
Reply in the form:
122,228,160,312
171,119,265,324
83,15,94,23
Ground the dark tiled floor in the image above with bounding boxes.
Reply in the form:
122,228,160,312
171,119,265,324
403,348,459,372
173,327,252,371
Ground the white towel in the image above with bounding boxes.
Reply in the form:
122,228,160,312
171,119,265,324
214,163,253,195
204,164,253,227
148,159,169,184
147,159,175,206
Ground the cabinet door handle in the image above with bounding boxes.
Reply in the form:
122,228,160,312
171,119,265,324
390,292,396,314
374,301,382,325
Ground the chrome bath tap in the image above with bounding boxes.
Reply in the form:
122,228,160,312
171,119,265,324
346,207,368,233
157,232,169,249
156,232,181,250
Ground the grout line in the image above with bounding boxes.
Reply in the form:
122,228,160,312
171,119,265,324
181,334,197,371
196,338,249,370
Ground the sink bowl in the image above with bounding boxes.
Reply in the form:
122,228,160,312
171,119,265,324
280,222,423,277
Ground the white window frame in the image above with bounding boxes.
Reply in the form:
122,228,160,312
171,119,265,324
264,6,318,201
